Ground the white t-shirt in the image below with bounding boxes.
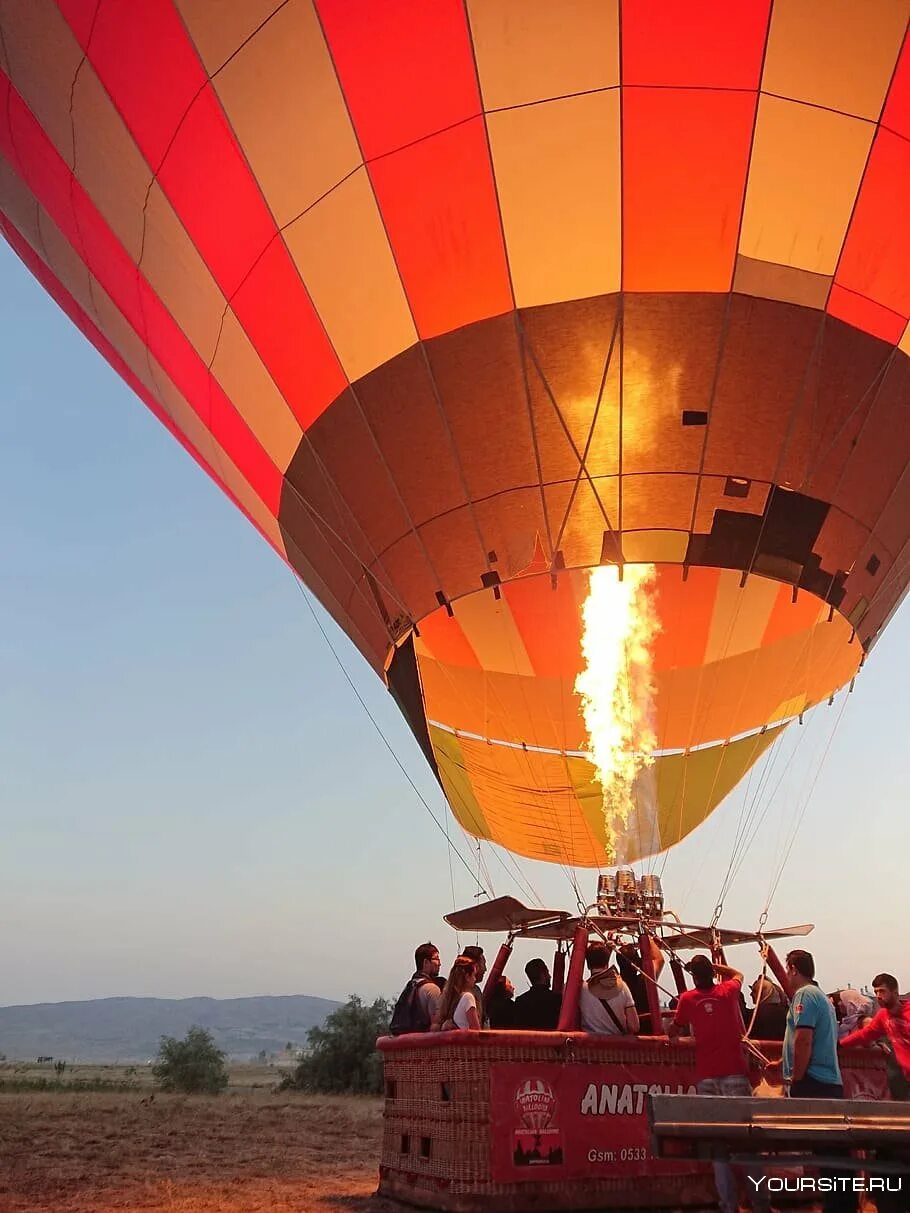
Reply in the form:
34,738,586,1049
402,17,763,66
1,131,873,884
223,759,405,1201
580,981,635,1035
453,991,478,1029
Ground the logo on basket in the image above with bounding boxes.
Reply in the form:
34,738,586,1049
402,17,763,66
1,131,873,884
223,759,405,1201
512,1078,563,1168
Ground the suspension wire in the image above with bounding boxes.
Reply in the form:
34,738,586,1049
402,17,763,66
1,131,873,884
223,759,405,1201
294,578,490,896
763,690,850,915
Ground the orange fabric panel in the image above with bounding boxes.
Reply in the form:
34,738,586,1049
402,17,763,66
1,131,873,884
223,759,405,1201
622,87,756,291
503,572,585,681
368,117,513,338
761,585,826,647
467,0,619,110
833,130,910,335
622,0,770,88
416,609,481,671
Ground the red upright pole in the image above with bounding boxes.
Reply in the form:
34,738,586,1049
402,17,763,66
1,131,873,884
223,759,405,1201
765,945,792,1001
557,925,589,1032
552,946,566,996
482,938,514,1006
638,931,663,1035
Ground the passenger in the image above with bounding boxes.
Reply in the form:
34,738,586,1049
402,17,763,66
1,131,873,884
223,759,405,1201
616,939,665,1033
579,941,638,1035
669,956,765,1213
829,988,875,1038
513,958,561,1031
771,951,855,1213
771,950,843,1098
748,975,787,1042
388,941,444,1035
839,973,910,1100
487,975,516,1029
433,955,481,1031
462,945,488,1026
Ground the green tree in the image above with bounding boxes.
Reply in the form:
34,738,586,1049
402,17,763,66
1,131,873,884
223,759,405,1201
152,1025,228,1094
283,995,392,1094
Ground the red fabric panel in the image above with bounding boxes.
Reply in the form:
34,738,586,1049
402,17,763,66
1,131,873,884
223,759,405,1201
316,0,480,160
0,214,284,556
882,32,910,140
0,70,283,513
157,86,276,298
504,575,583,680
622,0,770,88
651,566,719,672
622,88,756,292
56,0,347,429
833,130,910,336
417,609,481,670
59,0,207,170
369,116,512,338
827,285,905,345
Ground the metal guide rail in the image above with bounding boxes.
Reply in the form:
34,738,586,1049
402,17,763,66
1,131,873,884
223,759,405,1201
648,1094,910,1160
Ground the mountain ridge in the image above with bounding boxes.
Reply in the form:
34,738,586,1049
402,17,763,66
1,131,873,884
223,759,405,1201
0,993,342,1061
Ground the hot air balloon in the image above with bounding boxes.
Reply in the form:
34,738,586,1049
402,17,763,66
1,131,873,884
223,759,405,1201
4,4,906,1208
1,1,908,873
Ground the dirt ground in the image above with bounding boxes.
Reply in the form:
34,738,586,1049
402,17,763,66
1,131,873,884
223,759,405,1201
0,1090,401,1212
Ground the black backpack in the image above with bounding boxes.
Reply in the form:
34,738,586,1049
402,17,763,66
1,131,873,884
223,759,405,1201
389,976,434,1036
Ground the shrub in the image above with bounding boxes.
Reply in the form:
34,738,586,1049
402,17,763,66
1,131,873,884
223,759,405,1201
281,995,392,1095
152,1025,228,1095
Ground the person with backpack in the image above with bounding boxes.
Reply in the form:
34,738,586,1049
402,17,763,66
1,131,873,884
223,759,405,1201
389,942,444,1036
579,941,638,1035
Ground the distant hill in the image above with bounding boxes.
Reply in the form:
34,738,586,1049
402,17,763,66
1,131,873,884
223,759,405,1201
0,994,342,1062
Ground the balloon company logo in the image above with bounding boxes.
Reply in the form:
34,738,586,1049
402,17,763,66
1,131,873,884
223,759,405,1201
512,1078,564,1169
514,1078,557,1129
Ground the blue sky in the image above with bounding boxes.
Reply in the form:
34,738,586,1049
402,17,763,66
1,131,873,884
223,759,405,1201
1,237,907,1008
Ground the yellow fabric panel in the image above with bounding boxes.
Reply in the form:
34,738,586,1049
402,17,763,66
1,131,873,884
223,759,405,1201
283,168,417,382
428,727,494,843
487,92,621,308
0,0,78,167
430,724,785,868
458,736,606,866
71,61,151,262
174,0,284,75
210,310,302,472
33,209,94,312
900,322,910,356
468,0,619,110
762,0,908,121
740,97,873,276
451,590,536,679
733,257,831,310
209,0,362,228
141,183,225,365
621,530,689,564
704,568,781,665
649,726,785,858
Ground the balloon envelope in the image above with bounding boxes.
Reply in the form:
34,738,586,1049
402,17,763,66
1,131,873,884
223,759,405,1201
1,1,908,865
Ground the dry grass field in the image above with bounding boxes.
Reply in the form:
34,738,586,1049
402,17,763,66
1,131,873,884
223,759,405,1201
0,1085,400,1212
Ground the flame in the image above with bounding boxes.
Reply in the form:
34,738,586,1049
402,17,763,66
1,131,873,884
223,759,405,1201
575,564,661,861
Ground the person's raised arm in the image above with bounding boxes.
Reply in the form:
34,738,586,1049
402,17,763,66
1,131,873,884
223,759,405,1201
712,962,744,984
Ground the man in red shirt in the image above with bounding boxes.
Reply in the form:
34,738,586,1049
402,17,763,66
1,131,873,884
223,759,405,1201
670,955,766,1213
839,972,910,1099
